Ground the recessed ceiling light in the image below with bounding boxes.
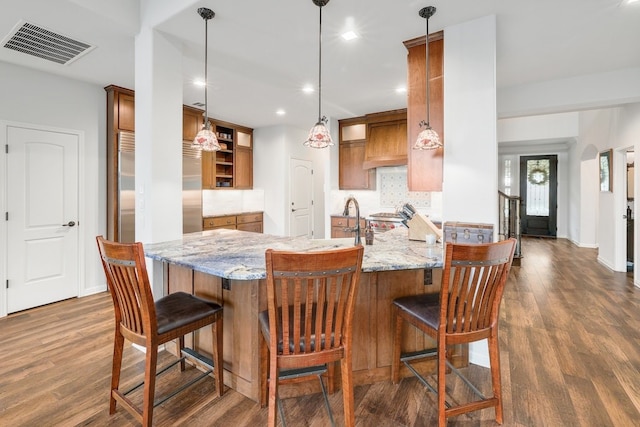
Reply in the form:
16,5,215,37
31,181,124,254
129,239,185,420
276,109,286,116
302,85,315,94
193,79,206,87
341,31,359,41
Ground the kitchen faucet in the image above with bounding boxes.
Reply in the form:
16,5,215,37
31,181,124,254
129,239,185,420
343,196,362,245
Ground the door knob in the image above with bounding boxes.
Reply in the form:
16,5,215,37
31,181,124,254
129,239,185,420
62,221,76,227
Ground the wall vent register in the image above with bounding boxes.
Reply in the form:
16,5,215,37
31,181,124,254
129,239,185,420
2,20,95,65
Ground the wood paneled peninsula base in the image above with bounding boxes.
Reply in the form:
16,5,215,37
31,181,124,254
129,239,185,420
144,228,467,403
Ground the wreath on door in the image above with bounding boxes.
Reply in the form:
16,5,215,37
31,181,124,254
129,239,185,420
528,166,548,186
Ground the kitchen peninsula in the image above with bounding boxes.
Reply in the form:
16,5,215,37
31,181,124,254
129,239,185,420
144,228,464,403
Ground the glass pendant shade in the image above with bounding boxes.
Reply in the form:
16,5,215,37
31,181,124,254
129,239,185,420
414,123,441,150
304,119,334,148
193,121,220,151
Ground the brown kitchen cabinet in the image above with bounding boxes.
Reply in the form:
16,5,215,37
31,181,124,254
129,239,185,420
236,212,263,233
201,121,254,190
331,215,365,238
183,105,203,141
404,31,444,191
339,118,376,190
203,212,263,233
234,128,253,189
338,109,407,190
203,215,237,230
162,261,463,404
117,92,135,132
363,109,407,169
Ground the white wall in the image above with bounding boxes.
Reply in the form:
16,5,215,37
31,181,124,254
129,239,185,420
134,27,184,246
443,15,497,229
578,109,622,270
498,112,579,143
584,105,640,274
573,143,598,247
0,61,107,298
254,126,288,235
254,124,328,238
498,67,640,118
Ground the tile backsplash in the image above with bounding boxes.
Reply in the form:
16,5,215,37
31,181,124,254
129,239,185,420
379,170,431,208
330,166,442,220
202,189,265,216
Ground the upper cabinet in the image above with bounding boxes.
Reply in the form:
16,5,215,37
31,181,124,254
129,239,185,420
363,109,407,169
182,106,253,190
235,129,253,189
117,92,135,132
404,31,444,191
338,109,407,190
201,119,254,190
339,117,375,190
182,106,202,141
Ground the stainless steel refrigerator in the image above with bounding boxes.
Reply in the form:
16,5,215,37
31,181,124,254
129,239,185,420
182,142,203,234
117,133,203,241
118,131,135,243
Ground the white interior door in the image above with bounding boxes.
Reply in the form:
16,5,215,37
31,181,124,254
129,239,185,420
289,158,313,237
6,125,79,313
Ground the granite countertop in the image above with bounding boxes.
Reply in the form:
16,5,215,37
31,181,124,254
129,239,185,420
144,227,443,280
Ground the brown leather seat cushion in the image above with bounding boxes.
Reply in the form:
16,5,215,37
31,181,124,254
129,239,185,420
156,291,222,336
392,293,440,329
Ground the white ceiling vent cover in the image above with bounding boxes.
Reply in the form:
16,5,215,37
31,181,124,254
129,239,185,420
2,20,95,65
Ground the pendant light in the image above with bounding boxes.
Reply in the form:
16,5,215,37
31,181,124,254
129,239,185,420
192,7,220,152
304,0,334,148
413,6,442,150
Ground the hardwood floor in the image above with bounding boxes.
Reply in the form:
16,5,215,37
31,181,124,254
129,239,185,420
1,237,639,426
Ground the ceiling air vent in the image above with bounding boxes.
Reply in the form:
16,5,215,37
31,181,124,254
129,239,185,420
192,102,205,108
2,20,95,65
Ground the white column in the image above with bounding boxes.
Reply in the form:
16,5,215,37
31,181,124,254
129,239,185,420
134,27,183,245
443,14,497,367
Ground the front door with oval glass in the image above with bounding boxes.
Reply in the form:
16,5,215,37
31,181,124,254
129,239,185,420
520,155,558,237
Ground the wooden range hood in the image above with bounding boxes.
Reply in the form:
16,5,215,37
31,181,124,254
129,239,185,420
362,109,407,169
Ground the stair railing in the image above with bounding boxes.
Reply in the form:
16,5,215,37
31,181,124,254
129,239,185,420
498,191,522,262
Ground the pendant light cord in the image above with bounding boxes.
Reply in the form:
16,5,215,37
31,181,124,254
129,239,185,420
204,15,209,127
318,4,323,123
425,14,430,127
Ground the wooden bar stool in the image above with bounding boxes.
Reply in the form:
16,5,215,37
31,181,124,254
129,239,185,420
391,239,517,426
259,245,364,427
96,236,224,426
